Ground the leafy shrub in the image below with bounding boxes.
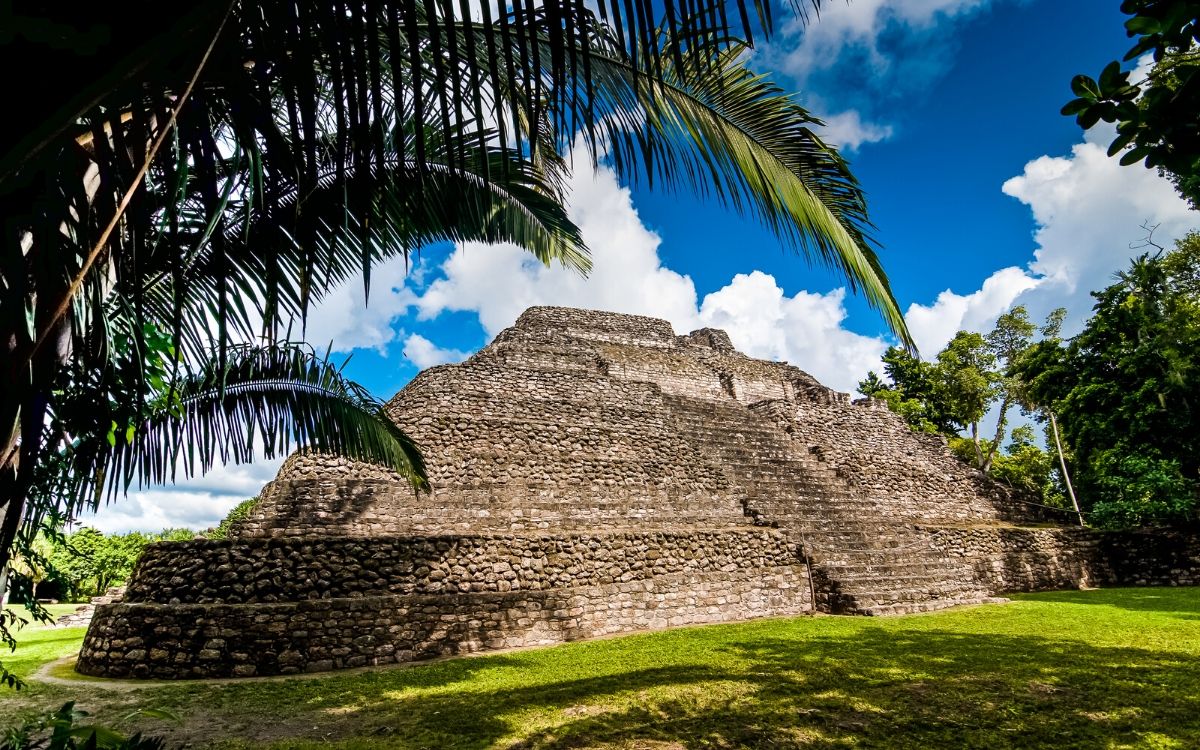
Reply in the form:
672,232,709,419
1,702,169,749
206,496,261,541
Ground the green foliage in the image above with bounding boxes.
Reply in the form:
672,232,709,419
935,331,999,435
861,306,1047,478
28,528,197,602
1,702,167,749
1089,453,1198,528
858,347,955,434
991,427,1065,506
207,498,261,541
1013,234,1200,527
1063,1,1200,208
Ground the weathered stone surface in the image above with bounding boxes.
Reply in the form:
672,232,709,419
77,306,1200,679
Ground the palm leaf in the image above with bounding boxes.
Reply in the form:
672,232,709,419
551,27,911,347
131,119,588,359
63,343,428,511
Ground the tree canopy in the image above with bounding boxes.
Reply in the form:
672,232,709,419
860,306,1072,513
1012,233,1200,527
1064,0,1200,208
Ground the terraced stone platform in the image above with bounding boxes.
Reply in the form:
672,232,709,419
78,307,1200,679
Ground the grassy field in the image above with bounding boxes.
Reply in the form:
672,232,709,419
1,588,1198,749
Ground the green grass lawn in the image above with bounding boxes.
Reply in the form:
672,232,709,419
2,589,1199,749
2,604,86,681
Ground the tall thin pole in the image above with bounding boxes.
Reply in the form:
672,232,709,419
1050,411,1083,526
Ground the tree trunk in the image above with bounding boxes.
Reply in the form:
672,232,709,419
1049,411,1084,526
970,422,985,468
980,396,1011,476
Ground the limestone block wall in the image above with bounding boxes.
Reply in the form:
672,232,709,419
595,343,731,400
514,307,678,349
238,356,746,537
767,395,1041,525
126,530,796,604
384,364,731,494
77,528,811,679
931,527,1200,592
237,480,751,538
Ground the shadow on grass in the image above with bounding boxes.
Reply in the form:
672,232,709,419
166,616,1200,750
507,631,1198,749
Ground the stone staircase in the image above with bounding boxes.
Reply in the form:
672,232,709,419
662,394,999,615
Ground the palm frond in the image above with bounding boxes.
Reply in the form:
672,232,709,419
535,22,913,347
130,119,588,359
62,343,428,511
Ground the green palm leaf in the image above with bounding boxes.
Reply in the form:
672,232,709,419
553,29,911,347
65,343,427,511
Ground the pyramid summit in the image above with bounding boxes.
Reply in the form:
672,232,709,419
78,306,1200,679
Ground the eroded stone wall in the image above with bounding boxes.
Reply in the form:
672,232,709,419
79,568,811,679
932,526,1200,592
757,396,1051,525
125,530,797,604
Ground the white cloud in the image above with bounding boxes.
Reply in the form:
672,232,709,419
414,142,703,337
905,126,1198,356
76,457,283,534
415,143,886,393
904,266,1040,356
1002,126,1195,302
402,333,469,369
303,254,417,353
760,0,994,88
697,272,888,391
818,110,894,151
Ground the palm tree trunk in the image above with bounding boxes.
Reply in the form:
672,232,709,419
0,472,27,579
1049,410,1083,526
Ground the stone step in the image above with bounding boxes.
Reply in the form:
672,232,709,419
834,584,995,607
856,597,1009,617
821,576,985,599
815,559,970,577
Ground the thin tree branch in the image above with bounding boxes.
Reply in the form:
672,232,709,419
21,0,235,372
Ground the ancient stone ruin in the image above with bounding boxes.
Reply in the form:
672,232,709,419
78,307,1200,679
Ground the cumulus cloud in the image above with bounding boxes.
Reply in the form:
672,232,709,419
76,457,284,534
697,272,889,390
402,333,469,369
414,143,703,337
904,266,1041,356
818,110,894,151
904,126,1197,355
415,143,887,393
303,254,418,353
1002,127,1195,299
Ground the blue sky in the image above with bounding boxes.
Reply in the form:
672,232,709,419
88,0,1200,532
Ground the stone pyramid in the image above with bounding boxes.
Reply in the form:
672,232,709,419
77,307,1196,679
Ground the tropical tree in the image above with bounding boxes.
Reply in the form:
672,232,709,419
1013,234,1200,528
858,347,956,434
1064,0,1200,208
862,306,1049,477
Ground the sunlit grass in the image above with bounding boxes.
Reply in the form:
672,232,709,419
2,604,87,681
1,589,1198,749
